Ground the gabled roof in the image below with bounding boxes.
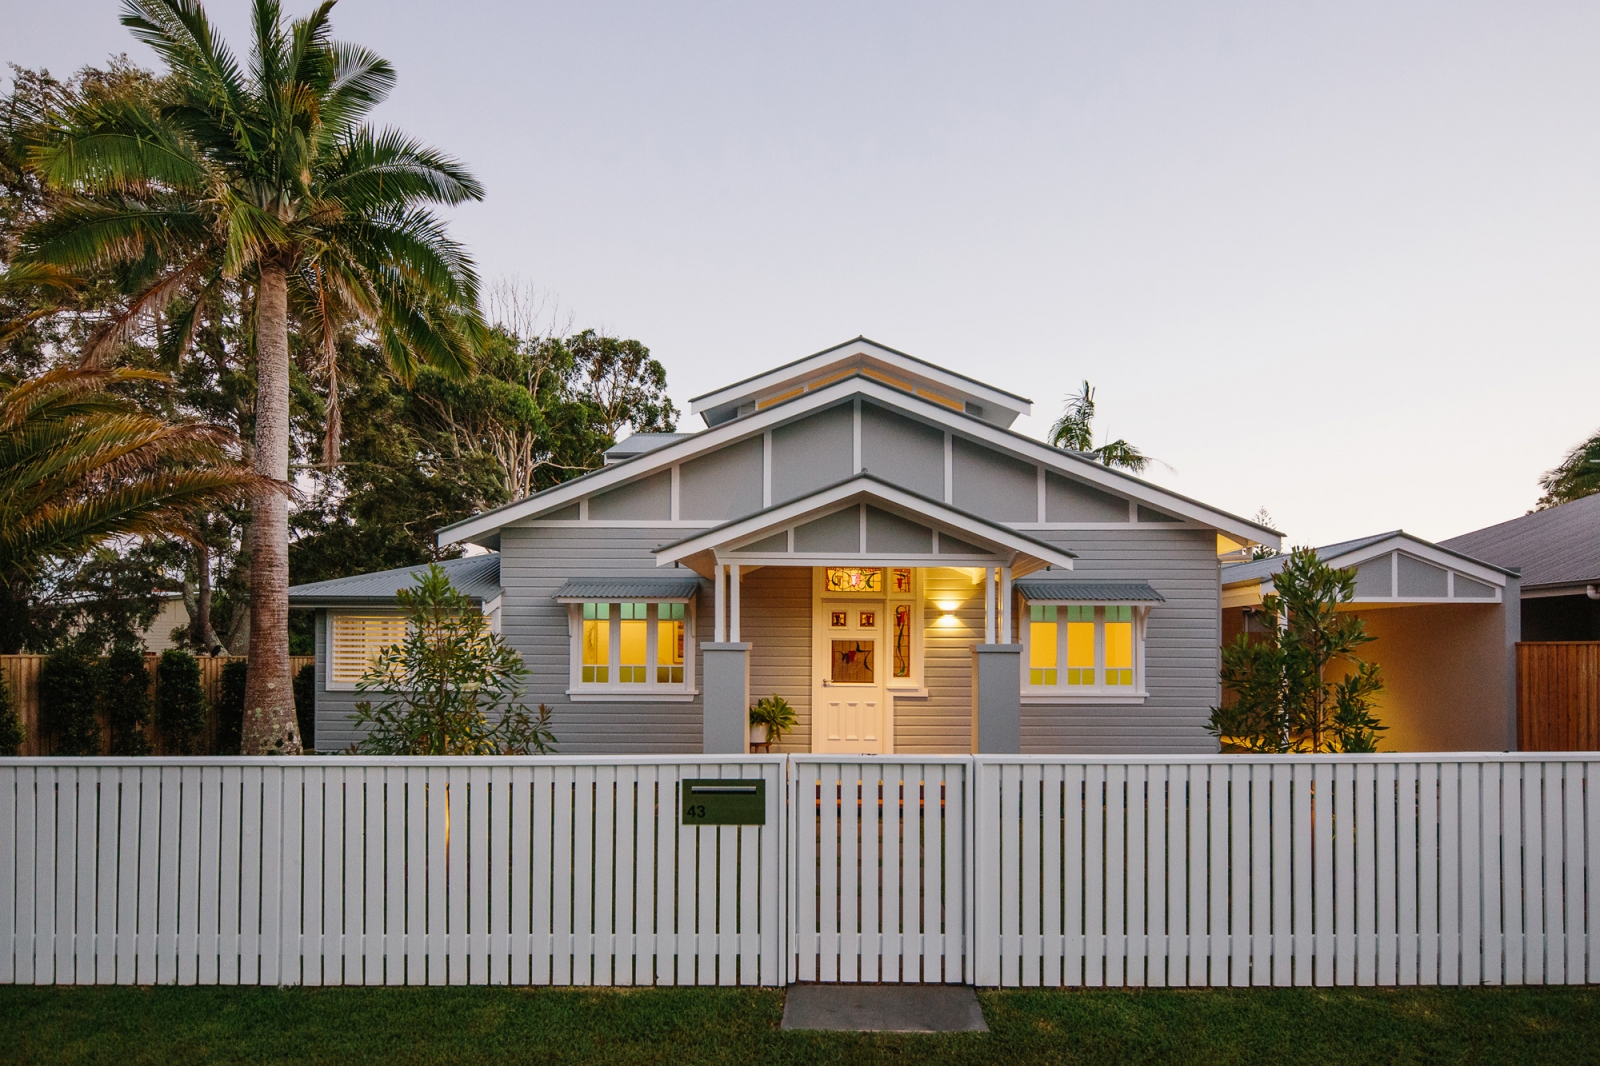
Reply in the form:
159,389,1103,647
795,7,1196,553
1440,493,1600,592
652,473,1078,578
1222,530,1514,591
688,336,1032,429
437,369,1280,550
287,554,500,607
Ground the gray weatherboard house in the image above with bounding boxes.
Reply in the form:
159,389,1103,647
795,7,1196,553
289,338,1519,755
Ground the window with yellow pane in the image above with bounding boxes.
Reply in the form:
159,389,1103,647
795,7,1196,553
574,600,694,693
1023,602,1143,695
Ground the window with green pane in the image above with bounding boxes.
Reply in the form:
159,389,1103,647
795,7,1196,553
619,602,648,683
581,602,609,682
658,602,685,683
1065,604,1095,685
1028,603,1057,685
1104,605,1134,685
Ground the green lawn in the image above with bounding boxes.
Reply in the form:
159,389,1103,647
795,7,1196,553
2,983,1597,1065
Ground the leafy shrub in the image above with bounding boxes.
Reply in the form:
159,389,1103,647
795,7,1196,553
215,659,248,755
293,663,316,752
353,563,555,755
748,695,796,742
39,647,99,755
99,644,152,756
0,672,23,756
155,650,207,754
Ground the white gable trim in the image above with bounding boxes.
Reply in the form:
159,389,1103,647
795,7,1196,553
688,337,1031,424
1223,534,1509,605
652,476,1077,575
438,374,1279,548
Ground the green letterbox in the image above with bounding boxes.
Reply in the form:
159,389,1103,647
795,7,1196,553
680,779,766,826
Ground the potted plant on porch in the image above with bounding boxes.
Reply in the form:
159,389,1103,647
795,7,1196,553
748,695,796,748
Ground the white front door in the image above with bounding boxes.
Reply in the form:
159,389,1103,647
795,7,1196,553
813,598,889,753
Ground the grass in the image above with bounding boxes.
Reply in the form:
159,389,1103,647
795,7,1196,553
2,983,1598,1065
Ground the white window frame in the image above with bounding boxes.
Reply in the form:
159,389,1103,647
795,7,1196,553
566,599,698,702
326,610,409,691
1019,600,1149,704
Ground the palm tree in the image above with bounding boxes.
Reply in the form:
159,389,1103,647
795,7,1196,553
1047,380,1153,473
0,365,259,577
23,0,484,753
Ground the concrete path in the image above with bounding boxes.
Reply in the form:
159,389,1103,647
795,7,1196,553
780,984,988,1032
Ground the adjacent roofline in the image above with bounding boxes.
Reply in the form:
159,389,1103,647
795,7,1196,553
437,373,1280,549
651,473,1078,573
687,336,1032,422
1221,531,1515,590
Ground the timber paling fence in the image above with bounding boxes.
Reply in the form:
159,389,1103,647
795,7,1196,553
0,754,1594,988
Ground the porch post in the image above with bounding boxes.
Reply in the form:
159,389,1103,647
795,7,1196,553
1000,565,1013,643
729,563,741,642
984,566,996,644
713,562,726,643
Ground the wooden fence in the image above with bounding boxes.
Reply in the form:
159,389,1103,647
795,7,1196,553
1517,642,1600,751
2,754,1594,988
1,655,316,757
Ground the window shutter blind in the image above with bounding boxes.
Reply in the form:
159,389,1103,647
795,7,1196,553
330,614,409,683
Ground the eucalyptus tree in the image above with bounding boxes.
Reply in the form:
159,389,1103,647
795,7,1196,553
24,0,484,753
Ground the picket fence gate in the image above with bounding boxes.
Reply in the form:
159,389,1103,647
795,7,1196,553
1,753,1596,988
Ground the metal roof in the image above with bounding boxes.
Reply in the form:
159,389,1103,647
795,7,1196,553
287,554,500,606
1011,579,1166,602
553,577,704,602
603,433,696,462
1441,493,1600,591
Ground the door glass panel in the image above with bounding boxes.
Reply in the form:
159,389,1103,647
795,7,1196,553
826,567,882,593
1105,605,1133,686
893,604,911,678
831,640,875,683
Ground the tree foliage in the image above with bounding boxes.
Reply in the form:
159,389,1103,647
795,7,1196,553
1537,430,1600,510
1208,548,1387,754
1047,380,1153,472
353,563,554,755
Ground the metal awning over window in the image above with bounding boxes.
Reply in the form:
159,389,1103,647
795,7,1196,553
553,577,704,603
1012,579,1165,603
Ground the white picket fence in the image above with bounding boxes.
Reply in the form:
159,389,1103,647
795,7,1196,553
1,753,1595,987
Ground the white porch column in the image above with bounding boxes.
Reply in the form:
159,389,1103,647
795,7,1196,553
729,563,741,642
983,566,996,644
713,562,727,643
1000,565,1013,644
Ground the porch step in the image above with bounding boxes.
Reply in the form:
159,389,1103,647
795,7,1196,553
780,984,989,1032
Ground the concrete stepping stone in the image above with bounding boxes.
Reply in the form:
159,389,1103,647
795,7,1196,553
780,984,988,1032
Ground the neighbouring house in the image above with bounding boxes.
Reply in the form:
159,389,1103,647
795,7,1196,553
139,593,191,653
289,337,1518,755
1221,532,1520,751
1441,493,1600,641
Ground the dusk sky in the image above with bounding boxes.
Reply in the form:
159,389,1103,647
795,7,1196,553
9,1,1599,547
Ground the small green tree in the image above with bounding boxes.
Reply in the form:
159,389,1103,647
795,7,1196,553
0,672,24,756
39,647,99,755
155,650,207,755
353,564,555,755
215,659,249,756
99,644,152,756
1209,547,1387,753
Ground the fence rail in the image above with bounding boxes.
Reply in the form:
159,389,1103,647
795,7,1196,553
1,654,315,757
1518,642,1600,751
1,753,1595,988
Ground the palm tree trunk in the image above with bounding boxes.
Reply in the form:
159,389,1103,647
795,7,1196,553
241,259,302,754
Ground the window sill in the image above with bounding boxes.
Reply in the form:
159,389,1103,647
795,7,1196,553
566,689,698,703
1022,691,1149,706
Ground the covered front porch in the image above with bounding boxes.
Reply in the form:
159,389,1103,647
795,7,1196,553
653,475,1078,755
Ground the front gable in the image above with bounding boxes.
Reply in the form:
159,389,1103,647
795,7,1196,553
438,355,1279,550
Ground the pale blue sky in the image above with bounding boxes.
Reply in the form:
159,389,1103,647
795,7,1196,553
9,1,1600,545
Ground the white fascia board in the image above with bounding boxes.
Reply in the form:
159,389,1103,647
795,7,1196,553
653,477,1077,572
687,338,1032,422
440,374,1274,548
1323,536,1510,588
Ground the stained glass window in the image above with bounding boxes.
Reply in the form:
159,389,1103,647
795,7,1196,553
892,568,913,593
894,604,911,678
825,567,882,593
831,640,875,683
